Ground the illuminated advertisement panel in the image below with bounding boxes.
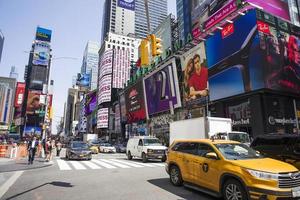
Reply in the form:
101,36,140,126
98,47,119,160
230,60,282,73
99,50,113,78
113,48,130,89
143,58,182,117
118,0,135,11
35,27,52,42
32,41,50,66
97,108,109,128
14,82,25,107
98,75,112,104
85,90,97,115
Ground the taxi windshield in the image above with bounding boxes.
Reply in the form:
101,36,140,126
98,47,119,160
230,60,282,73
214,143,263,160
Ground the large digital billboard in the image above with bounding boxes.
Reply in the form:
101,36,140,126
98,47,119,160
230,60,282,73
32,41,50,66
118,0,135,11
29,65,48,90
99,50,113,78
124,80,146,123
26,91,43,115
85,90,97,115
35,27,52,42
113,48,130,88
143,58,182,117
97,108,109,128
14,82,25,107
98,75,112,104
180,43,208,105
206,10,265,101
76,73,90,87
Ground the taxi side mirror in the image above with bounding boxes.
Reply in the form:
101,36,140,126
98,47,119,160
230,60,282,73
205,152,218,160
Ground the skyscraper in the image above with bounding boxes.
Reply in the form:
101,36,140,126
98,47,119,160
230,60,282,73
176,0,192,44
0,77,16,126
135,0,168,38
0,30,4,63
9,66,18,80
81,41,100,90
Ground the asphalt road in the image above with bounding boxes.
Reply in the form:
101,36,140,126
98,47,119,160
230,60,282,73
0,153,218,200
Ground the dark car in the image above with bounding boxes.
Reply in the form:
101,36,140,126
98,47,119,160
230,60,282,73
114,143,126,153
251,134,300,169
66,141,92,160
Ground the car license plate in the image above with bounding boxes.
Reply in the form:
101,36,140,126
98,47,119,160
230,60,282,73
80,154,84,157
158,156,162,158
292,187,300,197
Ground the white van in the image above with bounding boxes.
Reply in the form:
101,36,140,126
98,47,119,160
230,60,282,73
126,136,167,162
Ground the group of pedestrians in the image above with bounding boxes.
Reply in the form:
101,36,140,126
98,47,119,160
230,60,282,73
27,136,62,165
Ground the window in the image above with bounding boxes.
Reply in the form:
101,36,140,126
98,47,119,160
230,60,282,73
172,142,197,155
196,144,215,157
138,139,143,146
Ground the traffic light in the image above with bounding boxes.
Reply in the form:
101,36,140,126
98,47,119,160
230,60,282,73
149,34,163,56
139,39,150,66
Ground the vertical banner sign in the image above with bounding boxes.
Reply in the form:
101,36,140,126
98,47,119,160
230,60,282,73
113,49,130,89
99,50,113,78
14,82,26,107
97,108,109,128
98,74,112,104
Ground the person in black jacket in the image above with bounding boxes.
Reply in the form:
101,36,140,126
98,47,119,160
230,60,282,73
27,136,38,165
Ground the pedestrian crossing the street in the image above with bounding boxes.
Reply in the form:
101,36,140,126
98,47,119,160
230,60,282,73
56,158,165,171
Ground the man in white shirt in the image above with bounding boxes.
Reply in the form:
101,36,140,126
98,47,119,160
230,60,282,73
27,136,38,165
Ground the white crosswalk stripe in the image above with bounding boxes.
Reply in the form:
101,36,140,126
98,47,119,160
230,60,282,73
56,158,165,171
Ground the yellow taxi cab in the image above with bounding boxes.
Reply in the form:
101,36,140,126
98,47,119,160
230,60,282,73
166,139,300,200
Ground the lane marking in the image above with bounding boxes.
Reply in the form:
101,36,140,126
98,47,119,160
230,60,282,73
99,159,130,168
57,159,72,170
150,163,166,167
109,159,144,168
81,161,102,169
0,171,24,199
91,160,116,169
69,161,86,170
128,162,157,167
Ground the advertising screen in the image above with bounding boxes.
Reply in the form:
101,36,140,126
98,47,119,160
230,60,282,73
35,27,52,42
99,50,113,78
98,75,112,104
85,90,97,115
206,10,265,101
118,0,135,11
76,73,90,87
226,100,251,126
113,48,130,89
26,91,43,115
144,58,182,117
14,82,25,107
32,41,50,66
180,43,208,105
24,126,42,136
97,108,109,128
29,65,48,90
257,12,300,94
124,80,146,123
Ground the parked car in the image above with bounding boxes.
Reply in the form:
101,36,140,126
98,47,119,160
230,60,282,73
66,141,92,160
166,139,300,200
126,136,167,162
251,134,300,169
88,140,101,154
114,143,126,153
99,143,116,153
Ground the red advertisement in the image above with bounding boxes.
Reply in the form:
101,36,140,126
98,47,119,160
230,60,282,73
222,23,235,39
257,21,270,34
14,82,25,107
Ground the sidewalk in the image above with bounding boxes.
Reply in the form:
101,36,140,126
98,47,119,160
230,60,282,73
0,157,53,173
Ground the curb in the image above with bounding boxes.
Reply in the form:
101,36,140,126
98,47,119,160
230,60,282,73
0,161,54,173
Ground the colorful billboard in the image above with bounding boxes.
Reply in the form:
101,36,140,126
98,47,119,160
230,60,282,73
245,0,291,22
26,91,43,115
99,50,113,78
24,126,42,136
143,58,182,117
118,0,135,11
32,41,50,66
35,27,52,42
98,74,112,104
124,80,146,123
113,48,130,89
180,43,208,105
76,73,90,87
85,90,97,115
97,108,109,128
14,82,25,107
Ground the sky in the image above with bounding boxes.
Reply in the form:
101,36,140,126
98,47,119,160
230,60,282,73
0,0,177,134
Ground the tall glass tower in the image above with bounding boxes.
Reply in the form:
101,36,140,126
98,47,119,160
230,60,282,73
135,0,168,38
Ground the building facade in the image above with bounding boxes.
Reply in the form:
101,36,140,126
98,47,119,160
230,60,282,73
0,77,16,128
81,41,100,90
176,0,192,44
9,66,18,80
135,0,168,38
0,30,4,63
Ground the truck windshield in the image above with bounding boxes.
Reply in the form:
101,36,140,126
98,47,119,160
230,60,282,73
215,143,263,160
143,139,162,146
228,133,250,143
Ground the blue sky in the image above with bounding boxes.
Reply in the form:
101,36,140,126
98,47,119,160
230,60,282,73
0,0,176,134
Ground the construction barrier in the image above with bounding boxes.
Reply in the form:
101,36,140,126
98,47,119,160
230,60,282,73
0,145,8,157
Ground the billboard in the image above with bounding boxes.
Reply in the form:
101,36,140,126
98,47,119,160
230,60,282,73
206,10,265,101
76,73,90,87
98,75,112,104
118,0,135,11
32,41,50,66
97,108,109,128
113,48,130,88
143,58,182,117
180,43,208,105
85,90,97,115
35,27,52,42
26,91,44,115
29,65,48,90
99,50,113,78
124,80,146,123
24,126,42,136
14,82,25,107
245,0,291,22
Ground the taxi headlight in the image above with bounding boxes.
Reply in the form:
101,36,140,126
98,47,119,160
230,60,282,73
246,169,279,181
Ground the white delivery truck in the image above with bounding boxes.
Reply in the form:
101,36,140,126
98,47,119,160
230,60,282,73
83,134,98,143
169,117,250,145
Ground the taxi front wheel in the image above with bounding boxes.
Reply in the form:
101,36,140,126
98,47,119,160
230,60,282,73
222,179,248,200
169,165,183,186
